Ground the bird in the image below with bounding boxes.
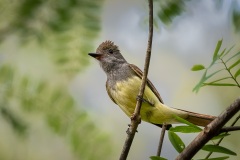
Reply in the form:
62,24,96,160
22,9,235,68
88,40,216,128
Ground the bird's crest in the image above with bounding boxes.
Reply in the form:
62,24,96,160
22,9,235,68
96,40,119,53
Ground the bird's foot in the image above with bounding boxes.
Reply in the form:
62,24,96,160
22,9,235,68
136,95,148,104
136,95,154,106
136,95,143,102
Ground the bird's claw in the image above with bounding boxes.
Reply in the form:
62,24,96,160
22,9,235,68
136,95,143,102
136,95,154,106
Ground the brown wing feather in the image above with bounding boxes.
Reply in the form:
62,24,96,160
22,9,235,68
174,108,216,126
129,64,164,104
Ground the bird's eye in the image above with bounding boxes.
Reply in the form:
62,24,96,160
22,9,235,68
108,49,113,54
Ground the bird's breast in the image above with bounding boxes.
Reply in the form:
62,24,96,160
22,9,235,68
110,76,141,116
109,76,159,119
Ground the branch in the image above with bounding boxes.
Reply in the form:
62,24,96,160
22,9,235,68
205,113,240,158
176,97,240,160
156,124,167,156
119,0,154,159
220,126,240,133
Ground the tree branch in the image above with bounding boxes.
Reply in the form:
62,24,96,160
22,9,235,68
119,0,154,159
156,124,167,156
205,113,240,158
220,126,240,133
176,97,240,160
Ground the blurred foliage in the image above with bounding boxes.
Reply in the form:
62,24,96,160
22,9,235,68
232,0,240,33
0,0,103,75
155,0,185,25
0,0,114,159
0,65,114,159
0,107,27,135
233,9,240,33
155,0,240,33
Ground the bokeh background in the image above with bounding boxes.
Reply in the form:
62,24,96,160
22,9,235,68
0,0,239,160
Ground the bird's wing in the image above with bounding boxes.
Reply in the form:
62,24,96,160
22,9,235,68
129,64,164,104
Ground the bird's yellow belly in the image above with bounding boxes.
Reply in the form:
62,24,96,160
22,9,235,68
110,76,174,124
111,77,143,116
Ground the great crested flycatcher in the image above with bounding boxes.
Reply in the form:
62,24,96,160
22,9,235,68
88,40,216,127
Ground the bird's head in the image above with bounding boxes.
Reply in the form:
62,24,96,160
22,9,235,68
88,41,127,74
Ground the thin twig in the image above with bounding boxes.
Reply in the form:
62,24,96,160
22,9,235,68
219,126,240,133
119,0,154,159
176,97,240,160
156,124,167,156
205,114,240,159
220,58,240,88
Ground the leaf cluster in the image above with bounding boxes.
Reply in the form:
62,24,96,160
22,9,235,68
150,114,237,160
166,116,236,160
0,0,103,76
154,0,240,34
192,39,240,92
156,0,185,25
156,40,240,160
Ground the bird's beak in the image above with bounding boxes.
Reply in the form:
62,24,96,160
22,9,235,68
88,53,102,60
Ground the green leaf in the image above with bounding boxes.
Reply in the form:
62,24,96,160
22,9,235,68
213,39,223,61
196,69,226,88
197,156,229,160
191,64,205,71
203,83,237,86
211,133,230,140
168,131,185,153
229,59,240,70
170,126,202,133
173,115,202,130
203,77,232,85
202,145,237,156
193,70,207,93
221,45,235,58
234,68,240,78
218,48,226,58
150,156,167,160
225,51,240,63
219,45,235,58
205,69,225,81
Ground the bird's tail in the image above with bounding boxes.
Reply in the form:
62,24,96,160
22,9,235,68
175,108,216,127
